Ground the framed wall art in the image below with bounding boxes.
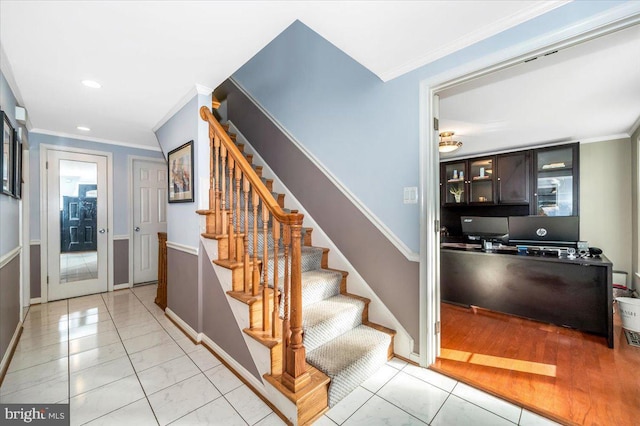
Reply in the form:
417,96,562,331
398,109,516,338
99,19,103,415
167,140,194,203
1,110,15,196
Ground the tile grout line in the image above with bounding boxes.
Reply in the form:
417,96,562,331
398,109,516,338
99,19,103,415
128,287,244,425
129,287,265,426
94,290,161,426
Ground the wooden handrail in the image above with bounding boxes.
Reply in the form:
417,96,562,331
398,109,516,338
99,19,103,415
200,106,302,226
200,105,310,394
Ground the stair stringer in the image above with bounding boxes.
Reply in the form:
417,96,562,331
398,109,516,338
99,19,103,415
199,236,299,424
226,121,415,360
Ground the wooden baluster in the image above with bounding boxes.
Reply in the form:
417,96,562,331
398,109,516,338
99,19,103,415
281,224,291,372
219,144,227,235
282,220,310,392
211,133,220,234
262,205,270,332
206,131,216,234
243,176,250,294
272,221,281,338
227,157,235,260
251,189,260,296
235,166,243,262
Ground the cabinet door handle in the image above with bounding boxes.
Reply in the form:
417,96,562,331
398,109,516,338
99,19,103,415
498,177,502,202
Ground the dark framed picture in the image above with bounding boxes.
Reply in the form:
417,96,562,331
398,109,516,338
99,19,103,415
167,140,194,203
13,135,22,199
1,111,15,196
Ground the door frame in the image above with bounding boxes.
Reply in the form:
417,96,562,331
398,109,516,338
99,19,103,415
40,144,114,303
128,155,167,288
418,11,640,366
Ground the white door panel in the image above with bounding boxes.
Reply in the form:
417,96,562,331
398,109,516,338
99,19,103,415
47,150,108,301
133,160,167,284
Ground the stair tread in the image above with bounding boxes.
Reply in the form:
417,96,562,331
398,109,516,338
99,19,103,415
307,325,390,373
307,325,391,407
303,295,365,352
304,295,364,328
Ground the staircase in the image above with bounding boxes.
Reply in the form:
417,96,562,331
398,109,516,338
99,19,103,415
198,101,395,424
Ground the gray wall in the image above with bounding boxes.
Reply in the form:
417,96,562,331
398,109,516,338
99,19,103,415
1,255,20,364
29,244,40,298
221,79,421,349
200,243,260,379
27,240,127,299
580,138,633,278
167,247,200,331
114,239,129,286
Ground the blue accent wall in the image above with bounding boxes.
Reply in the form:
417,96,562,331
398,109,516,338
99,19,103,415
232,1,633,254
28,133,165,239
0,71,21,257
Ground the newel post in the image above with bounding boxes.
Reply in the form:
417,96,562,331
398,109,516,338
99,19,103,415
281,217,311,392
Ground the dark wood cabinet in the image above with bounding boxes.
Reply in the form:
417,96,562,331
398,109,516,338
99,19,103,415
531,143,579,216
496,151,529,204
441,157,495,206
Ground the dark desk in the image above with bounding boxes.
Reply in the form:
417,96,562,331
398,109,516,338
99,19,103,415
441,245,613,347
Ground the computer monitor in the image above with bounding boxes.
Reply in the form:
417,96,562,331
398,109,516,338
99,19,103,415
460,216,509,243
508,215,579,248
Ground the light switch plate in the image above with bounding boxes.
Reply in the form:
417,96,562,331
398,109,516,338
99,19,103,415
403,187,418,204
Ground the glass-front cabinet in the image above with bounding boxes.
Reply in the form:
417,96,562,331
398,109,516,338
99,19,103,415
443,161,467,204
533,144,579,216
469,157,494,203
441,157,494,205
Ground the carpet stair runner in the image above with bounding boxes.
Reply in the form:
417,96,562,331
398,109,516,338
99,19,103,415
206,122,395,412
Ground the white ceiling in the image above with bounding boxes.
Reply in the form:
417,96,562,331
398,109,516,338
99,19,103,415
439,22,640,158
0,1,565,150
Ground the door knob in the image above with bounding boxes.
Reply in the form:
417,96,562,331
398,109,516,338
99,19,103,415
134,227,140,232
98,228,106,234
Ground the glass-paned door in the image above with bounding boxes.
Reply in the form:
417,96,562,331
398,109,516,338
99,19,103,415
47,150,108,301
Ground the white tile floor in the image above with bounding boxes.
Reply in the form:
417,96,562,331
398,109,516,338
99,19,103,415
0,285,561,425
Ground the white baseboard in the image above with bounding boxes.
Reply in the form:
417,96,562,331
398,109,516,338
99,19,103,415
165,308,201,343
30,297,42,305
114,283,131,291
1,321,22,375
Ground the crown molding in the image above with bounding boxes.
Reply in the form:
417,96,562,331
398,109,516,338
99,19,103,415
153,83,215,133
30,128,161,152
379,0,569,82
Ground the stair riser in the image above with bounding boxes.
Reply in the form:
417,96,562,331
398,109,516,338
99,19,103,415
304,302,365,352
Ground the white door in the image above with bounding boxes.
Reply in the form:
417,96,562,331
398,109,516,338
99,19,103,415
47,150,108,300
133,159,167,284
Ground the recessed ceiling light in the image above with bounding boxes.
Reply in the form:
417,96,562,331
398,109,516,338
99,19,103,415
82,80,101,89
77,126,91,131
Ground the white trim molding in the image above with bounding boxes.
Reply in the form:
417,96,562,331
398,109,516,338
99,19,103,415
379,0,570,82
153,83,211,133
30,129,161,152
166,241,199,256
0,320,22,376
127,156,167,289
0,246,21,269
39,144,115,302
417,6,640,368
165,308,200,342
229,78,419,262
30,240,40,246
113,283,130,291
30,297,42,305
113,234,129,241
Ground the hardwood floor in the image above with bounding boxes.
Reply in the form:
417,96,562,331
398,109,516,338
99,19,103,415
431,303,640,426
